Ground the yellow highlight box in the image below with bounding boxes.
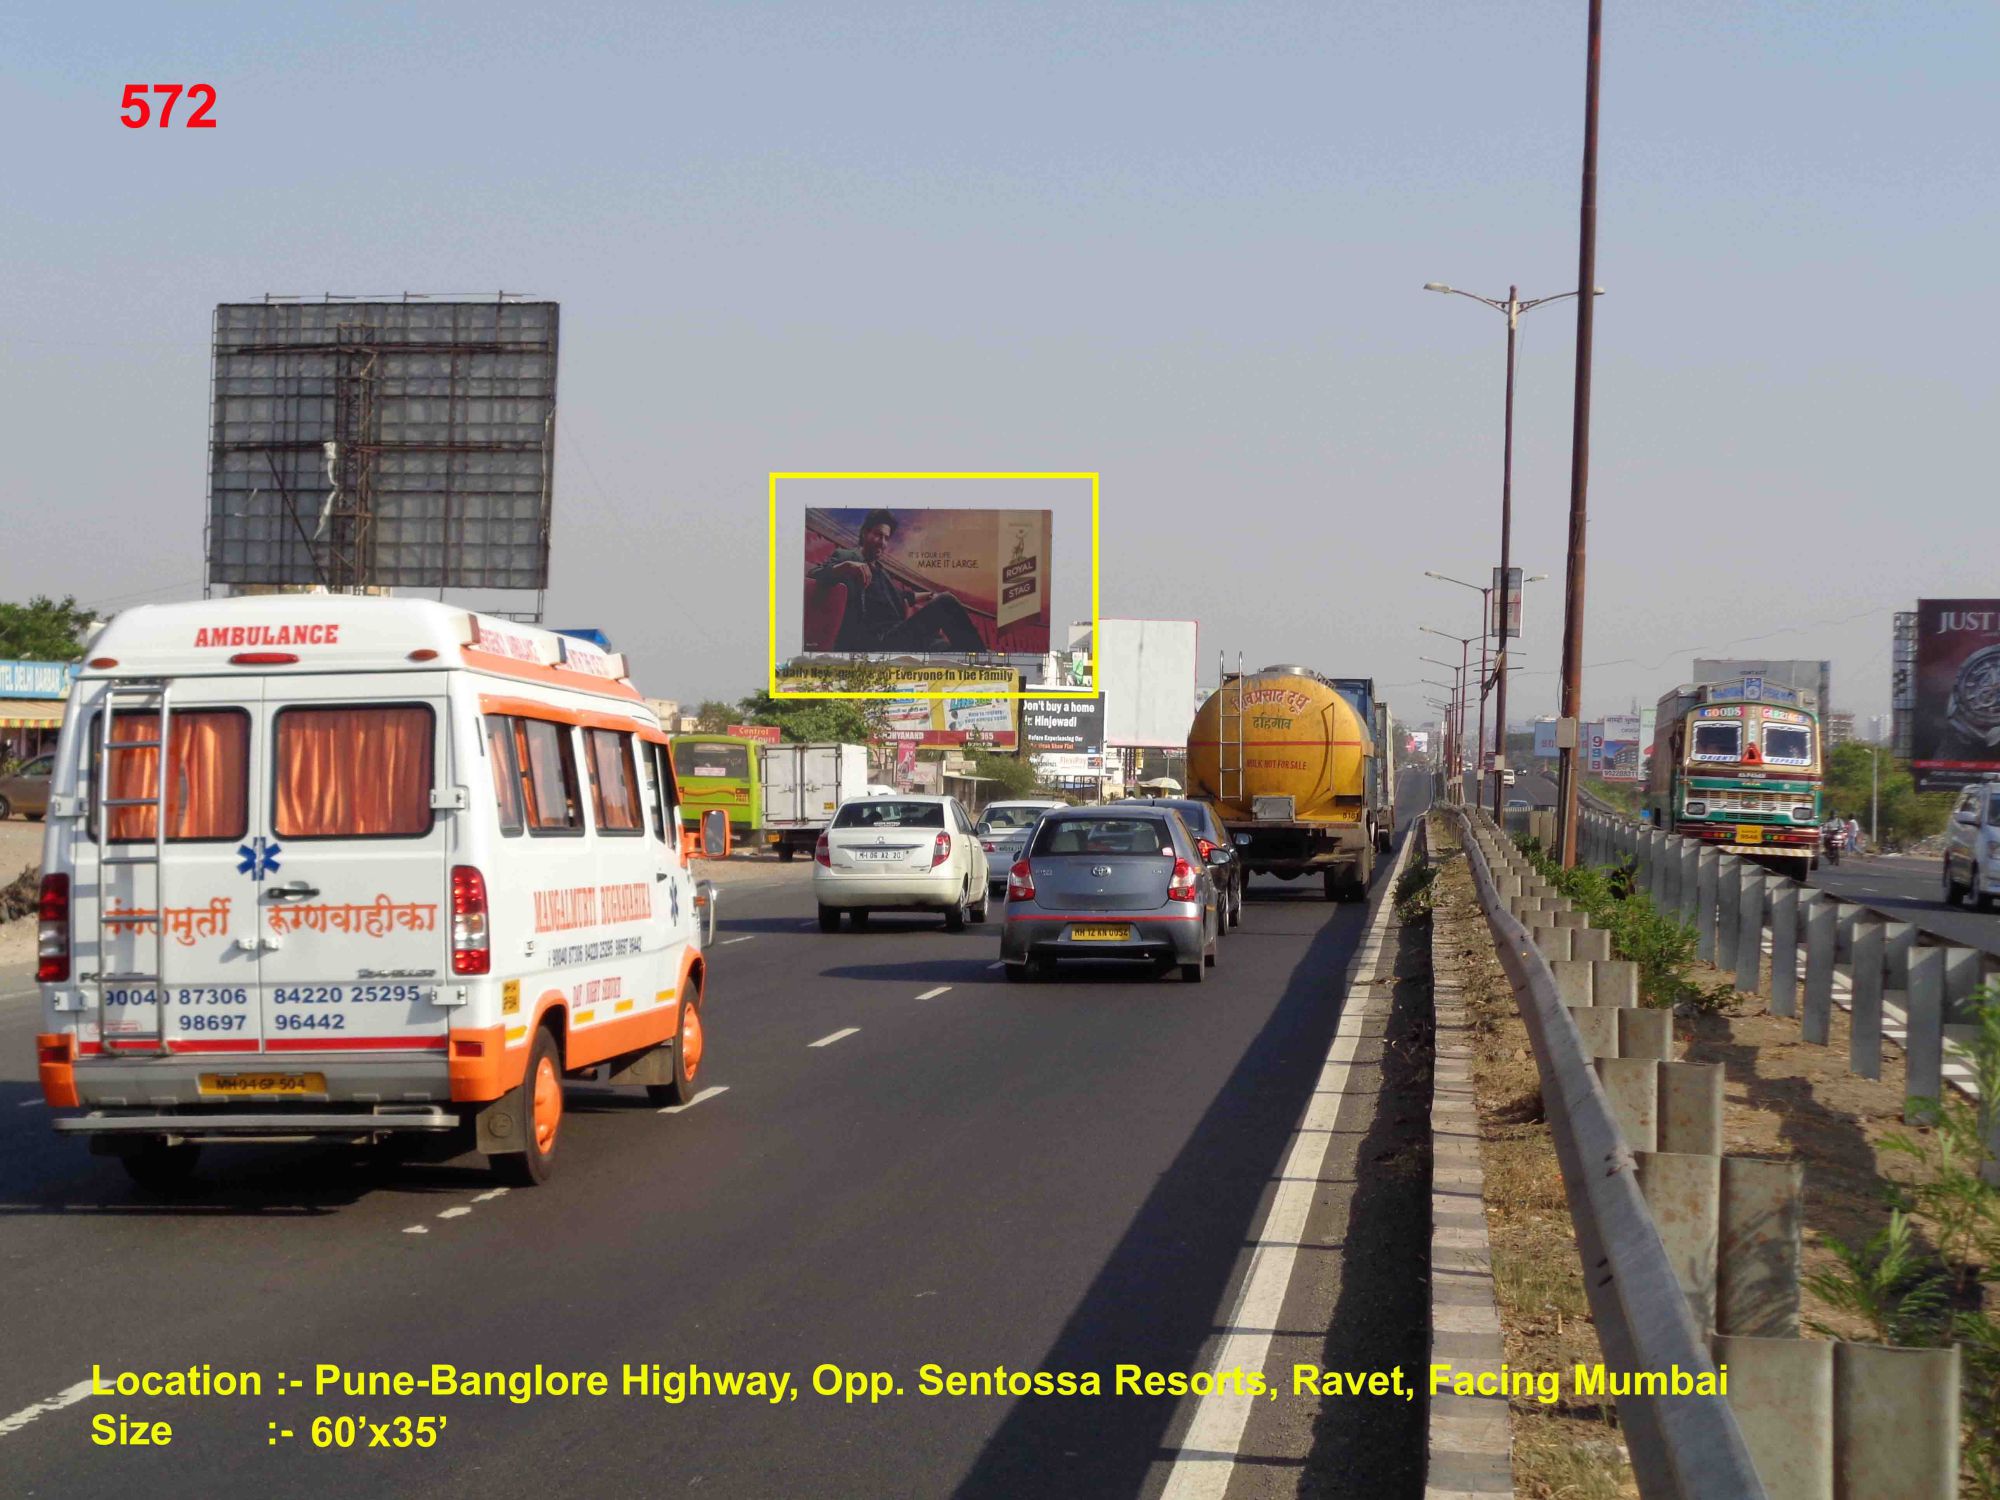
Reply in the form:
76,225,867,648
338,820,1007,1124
767,471,1099,700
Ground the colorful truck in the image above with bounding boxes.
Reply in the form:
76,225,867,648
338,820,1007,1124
1645,678,1823,871
1186,664,1392,901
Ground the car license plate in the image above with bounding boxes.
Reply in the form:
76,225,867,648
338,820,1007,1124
198,1072,325,1097
1071,924,1133,942
852,849,901,862
1735,824,1764,844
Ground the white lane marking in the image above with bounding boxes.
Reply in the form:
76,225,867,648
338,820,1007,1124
1157,832,1412,1500
658,1084,729,1115
798,920,820,929
719,935,756,945
915,986,952,1000
402,1225,429,1235
987,961,1006,970
1,988,41,1003
437,1206,472,1220
809,1027,860,1049
0,1378,95,1440
472,1187,510,1203
17,1099,42,1108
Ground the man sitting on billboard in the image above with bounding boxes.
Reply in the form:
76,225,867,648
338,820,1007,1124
810,509,986,652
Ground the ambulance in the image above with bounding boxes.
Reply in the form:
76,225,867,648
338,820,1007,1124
32,597,713,1188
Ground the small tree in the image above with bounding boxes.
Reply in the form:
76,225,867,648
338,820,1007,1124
693,700,735,733
0,595,93,661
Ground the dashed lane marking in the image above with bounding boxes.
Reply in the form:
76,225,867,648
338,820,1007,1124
401,1225,429,1235
718,936,756,945
437,1206,472,1220
0,1378,96,1441
915,986,952,1000
17,1099,42,1108
809,1027,860,1049
658,1084,729,1115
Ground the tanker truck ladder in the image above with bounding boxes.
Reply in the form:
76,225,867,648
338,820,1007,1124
1217,651,1246,807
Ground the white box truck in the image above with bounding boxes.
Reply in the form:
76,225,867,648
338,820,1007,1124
760,742,871,859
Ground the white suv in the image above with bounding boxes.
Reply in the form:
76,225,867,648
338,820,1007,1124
814,794,991,931
1943,780,2000,912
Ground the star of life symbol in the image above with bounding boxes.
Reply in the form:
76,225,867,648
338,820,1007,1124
236,836,281,881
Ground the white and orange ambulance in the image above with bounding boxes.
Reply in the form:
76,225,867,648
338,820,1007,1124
33,596,712,1187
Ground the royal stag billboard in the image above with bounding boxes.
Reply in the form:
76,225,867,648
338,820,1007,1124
1911,599,2000,791
801,508,1052,655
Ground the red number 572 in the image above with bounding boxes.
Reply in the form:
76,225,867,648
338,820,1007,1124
120,84,217,128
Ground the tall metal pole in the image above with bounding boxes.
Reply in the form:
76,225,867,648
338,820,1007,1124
1556,0,1604,868
1474,592,1490,813
1870,747,1879,848
1493,289,1519,814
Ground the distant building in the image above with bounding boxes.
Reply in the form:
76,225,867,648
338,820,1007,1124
1826,712,1855,747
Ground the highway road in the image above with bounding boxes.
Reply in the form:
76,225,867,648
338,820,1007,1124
0,773,1434,1498
1808,848,2000,956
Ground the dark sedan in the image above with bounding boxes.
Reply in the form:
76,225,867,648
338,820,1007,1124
1116,796,1243,930
999,807,1221,983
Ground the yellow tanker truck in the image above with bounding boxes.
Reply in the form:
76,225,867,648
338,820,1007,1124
1187,665,1393,901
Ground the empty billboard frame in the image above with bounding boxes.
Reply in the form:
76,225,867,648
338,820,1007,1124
205,298,559,594
1097,619,1199,749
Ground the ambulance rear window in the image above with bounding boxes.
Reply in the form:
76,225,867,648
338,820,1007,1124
92,709,249,843
274,706,435,839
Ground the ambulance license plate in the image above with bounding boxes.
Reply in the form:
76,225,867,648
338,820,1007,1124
198,1072,325,1097
1735,824,1764,844
1071,925,1132,942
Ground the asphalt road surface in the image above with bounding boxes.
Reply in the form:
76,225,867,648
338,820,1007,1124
0,771,1434,1499
1808,848,2000,956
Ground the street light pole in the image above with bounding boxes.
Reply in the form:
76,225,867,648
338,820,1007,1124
1496,287,1518,816
1556,0,1606,868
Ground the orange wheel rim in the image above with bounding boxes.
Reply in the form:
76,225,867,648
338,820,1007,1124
531,1055,562,1153
680,1003,704,1081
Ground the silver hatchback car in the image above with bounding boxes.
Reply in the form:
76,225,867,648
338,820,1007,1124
999,807,1220,983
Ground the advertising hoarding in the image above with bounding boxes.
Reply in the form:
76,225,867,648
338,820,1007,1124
206,299,559,592
727,724,783,745
1019,695,1103,756
1911,599,2000,791
1533,719,1558,759
801,508,1051,655
1490,566,1522,640
1095,619,1198,748
776,664,1020,748
1409,730,1430,756
1600,713,1643,781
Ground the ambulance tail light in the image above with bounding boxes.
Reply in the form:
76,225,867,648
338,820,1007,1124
36,874,70,983
450,865,490,975
229,652,299,666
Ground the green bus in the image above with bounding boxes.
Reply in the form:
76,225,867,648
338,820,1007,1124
671,734,762,844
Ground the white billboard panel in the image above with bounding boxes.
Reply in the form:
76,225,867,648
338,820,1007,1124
1097,619,1198,748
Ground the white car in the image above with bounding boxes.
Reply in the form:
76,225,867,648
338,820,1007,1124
814,794,991,931
974,799,1067,890
1943,780,2000,912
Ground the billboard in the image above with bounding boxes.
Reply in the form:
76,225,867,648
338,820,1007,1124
0,660,79,699
1409,730,1430,756
1600,713,1643,781
1491,566,1522,640
801,508,1051,655
1584,720,1607,774
1533,719,1559,759
727,724,783,745
775,664,1020,748
1911,599,2000,791
1019,695,1103,756
1095,620,1199,748
206,299,559,593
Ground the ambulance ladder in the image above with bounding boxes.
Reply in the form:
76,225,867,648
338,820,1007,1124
93,679,175,1058
1217,651,1246,810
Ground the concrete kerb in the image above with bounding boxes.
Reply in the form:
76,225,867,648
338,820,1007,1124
1449,807,1766,1498
1424,817,1512,1499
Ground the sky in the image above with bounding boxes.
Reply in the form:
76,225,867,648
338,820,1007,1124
3,0,1994,732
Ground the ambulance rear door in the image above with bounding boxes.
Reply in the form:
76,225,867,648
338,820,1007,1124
250,675,458,1057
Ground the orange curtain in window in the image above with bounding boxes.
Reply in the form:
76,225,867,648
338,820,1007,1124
590,731,642,831
484,716,522,829
276,707,433,838
105,712,248,842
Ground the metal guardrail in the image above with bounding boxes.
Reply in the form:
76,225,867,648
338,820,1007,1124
1451,805,1769,1500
